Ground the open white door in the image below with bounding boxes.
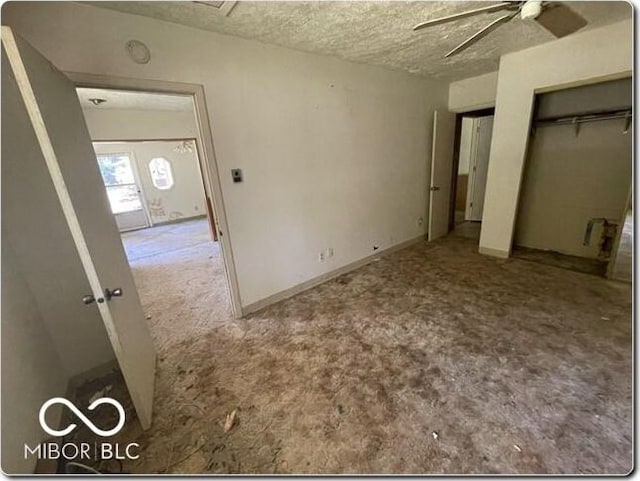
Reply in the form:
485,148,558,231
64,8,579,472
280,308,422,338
428,110,456,241
2,28,156,429
466,115,494,222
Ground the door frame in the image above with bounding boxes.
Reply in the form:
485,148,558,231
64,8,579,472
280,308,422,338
67,72,243,318
448,107,495,232
606,181,632,280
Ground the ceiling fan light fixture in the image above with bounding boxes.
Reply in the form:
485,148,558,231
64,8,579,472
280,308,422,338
413,0,588,58
521,1,543,20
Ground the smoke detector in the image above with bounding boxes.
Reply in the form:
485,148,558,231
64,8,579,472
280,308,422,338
126,40,151,65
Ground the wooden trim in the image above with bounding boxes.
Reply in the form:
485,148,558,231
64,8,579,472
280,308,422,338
68,71,203,95
190,82,243,314
153,214,207,227
205,197,218,241
243,235,426,316
448,113,463,231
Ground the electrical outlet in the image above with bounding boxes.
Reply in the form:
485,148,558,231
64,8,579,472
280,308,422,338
318,251,326,262
327,247,334,258
417,216,424,227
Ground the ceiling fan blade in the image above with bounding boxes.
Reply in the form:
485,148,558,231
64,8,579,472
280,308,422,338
534,3,587,38
445,12,519,58
413,2,518,31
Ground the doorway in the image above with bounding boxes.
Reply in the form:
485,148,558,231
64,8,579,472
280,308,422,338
76,88,235,352
4,25,238,474
449,108,495,242
70,74,242,318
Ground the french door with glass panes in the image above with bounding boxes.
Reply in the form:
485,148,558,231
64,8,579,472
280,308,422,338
96,152,149,231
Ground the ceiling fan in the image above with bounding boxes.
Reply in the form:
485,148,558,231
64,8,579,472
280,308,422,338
413,1,588,58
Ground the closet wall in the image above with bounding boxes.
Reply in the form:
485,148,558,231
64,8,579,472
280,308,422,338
514,78,632,259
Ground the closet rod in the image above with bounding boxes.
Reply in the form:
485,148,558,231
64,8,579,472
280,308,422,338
535,109,632,128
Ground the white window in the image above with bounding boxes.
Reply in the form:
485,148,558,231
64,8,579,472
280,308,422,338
96,153,143,214
148,157,174,190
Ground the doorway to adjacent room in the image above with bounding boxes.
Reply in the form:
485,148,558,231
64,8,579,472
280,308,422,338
449,108,495,242
77,87,235,354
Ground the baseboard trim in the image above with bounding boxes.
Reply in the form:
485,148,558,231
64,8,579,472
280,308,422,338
119,215,207,234
153,214,207,227
242,235,426,316
478,246,510,259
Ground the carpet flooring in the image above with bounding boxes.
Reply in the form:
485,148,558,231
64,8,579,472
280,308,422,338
122,219,232,353
113,220,631,475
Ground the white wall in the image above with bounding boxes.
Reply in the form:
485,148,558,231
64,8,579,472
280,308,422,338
514,120,631,257
93,141,207,224
1,239,67,474
479,17,632,258
448,71,498,113
82,108,198,141
3,2,449,307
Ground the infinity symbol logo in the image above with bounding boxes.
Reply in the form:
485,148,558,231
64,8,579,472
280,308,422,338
39,397,126,437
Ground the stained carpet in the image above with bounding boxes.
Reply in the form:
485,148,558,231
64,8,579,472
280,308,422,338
113,221,631,474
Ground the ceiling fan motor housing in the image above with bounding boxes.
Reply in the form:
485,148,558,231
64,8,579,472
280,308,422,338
521,1,543,20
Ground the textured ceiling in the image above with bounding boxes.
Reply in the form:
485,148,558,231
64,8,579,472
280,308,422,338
86,1,631,81
76,87,192,111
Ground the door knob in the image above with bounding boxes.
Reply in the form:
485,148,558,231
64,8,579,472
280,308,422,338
82,294,104,305
105,287,123,301
430,186,441,192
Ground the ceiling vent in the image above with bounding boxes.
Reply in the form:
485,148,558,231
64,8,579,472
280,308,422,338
192,1,237,16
